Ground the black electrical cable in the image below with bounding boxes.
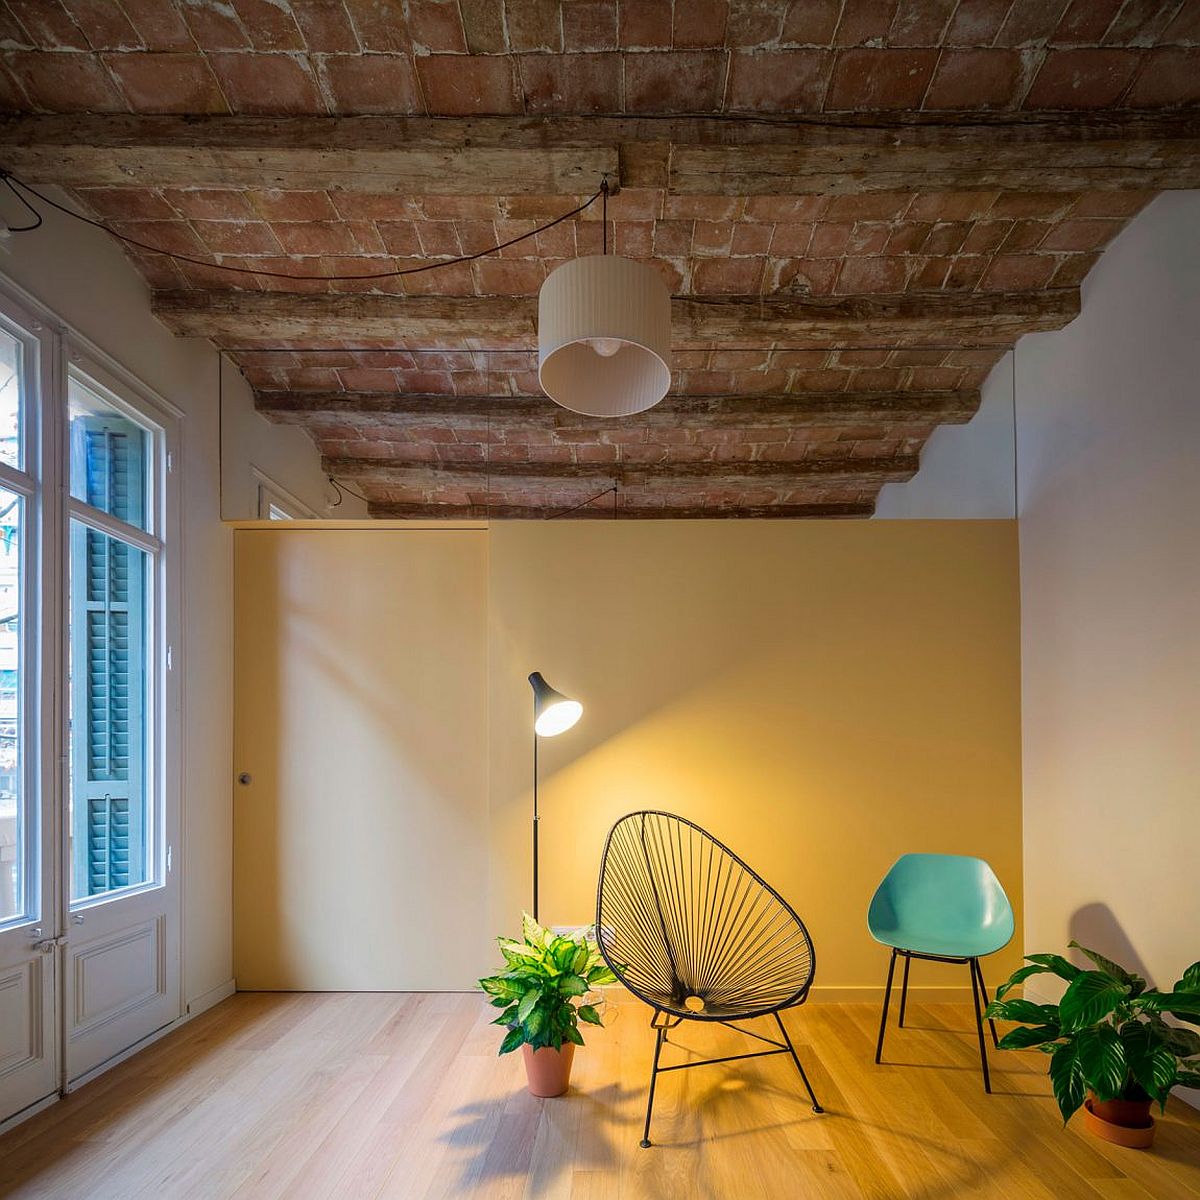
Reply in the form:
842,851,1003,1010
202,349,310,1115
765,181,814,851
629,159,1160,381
0,169,602,283
547,483,618,520
328,476,371,508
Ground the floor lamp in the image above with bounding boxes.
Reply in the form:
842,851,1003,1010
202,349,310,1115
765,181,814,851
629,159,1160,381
528,672,583,922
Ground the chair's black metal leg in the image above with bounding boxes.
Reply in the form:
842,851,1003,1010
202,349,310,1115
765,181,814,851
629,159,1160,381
898,953,912,1028
972,958,1000,1047
640,1024,666,1147
968,958,992,1094
875,948,897,1065
773,1012,823,1113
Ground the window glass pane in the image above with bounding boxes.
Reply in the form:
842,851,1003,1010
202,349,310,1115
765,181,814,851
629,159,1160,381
0,328,20,470
0,490,22,920
69,378,148,531
69,521,150,901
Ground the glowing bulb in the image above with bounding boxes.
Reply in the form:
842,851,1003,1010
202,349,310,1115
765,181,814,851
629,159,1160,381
587,337,623,358
534,699,583,737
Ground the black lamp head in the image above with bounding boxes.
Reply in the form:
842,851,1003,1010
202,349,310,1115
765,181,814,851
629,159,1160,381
528,671,583,737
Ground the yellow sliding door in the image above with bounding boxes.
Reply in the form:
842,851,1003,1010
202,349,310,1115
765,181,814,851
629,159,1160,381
233,527,488,991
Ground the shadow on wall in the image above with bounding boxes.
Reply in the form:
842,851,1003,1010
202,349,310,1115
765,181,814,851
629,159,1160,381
1068,902,1155,986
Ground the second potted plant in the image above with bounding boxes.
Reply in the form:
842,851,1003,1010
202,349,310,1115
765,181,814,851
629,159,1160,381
479,913,617,1097
986,940,1200,1148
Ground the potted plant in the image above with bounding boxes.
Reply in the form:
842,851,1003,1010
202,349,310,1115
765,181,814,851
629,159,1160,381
479,913,618,1098
986,940,1200,1148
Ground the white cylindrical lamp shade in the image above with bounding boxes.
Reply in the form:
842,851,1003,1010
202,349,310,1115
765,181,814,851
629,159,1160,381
538,255,672,417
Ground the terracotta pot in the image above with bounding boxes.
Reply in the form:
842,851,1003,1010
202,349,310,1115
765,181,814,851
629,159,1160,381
1083,1095,1156,1150
522,1042,575,1098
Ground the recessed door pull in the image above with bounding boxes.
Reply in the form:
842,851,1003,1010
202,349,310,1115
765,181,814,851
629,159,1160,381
238,772,252,786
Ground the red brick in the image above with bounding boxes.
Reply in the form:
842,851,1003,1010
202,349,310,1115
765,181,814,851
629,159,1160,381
826,49,940,110
672,0,728,47
1104,0,1182,44
909,256,951,287
505,0,562,50
562,0,618,50
341,0,410,51
889,0,959,45
921,221,970,254
534,220,576,257
781,0,841,44
826,192,913,221
249,189,338,221
1125,48,1200,105
320,51,422,113
662,195,741,220
995,0,1071,46
337,366,400,390
924,48,1022,108
291,0,362,52
730,222,773,255
846,222,890,254
454,219,499,253
945,0,1015,45
209,52,324,113
885,222,932,253
836,257,908,294
743,195,829,221
232,0,305,50
1024,48,1141,107
726,50,830,110
726,0,786,46
177,0,250,49
519,52,621,112
1051,0,1124,43
193,219,282,255
766,223,812,255
690,220,732,255
1047,252,1100,287
1068,191,1155,218
331,193,424,220
416,54,521,114
1161,2,1200,42
990,191,1077,218
960,219,1010,252
614,220,654,256
59,0,139,48
161,187,254,220
619,0,672,47
625,50,726,110
473,257,545,294
76,186,177,219
272,221,358,255
1038,218,1121,251
998,218,1049,251
109,219,209,258
2,50,123,110
978,254,1057,290
5,0,89,49
416,221,462,256
809,222,852,255
834,0,900,45
692,257,765,294
408,0,467,51
945,256,989,289
105,52,228,113
906,191,998,221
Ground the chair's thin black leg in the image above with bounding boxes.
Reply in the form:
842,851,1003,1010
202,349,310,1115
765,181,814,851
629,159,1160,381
875,948,897,1065
972,958,1000,1047
640,1025,666,1148
968,958,992,1094
898,953,912,1028
774,1012,824,1114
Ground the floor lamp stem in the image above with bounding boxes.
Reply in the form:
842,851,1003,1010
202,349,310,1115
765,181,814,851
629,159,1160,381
532,729,539,922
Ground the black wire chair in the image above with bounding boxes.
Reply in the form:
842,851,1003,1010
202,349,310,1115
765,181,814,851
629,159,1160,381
595,810,824,1147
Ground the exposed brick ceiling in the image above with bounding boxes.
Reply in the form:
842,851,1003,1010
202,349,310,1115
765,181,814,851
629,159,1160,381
1,0,1198,518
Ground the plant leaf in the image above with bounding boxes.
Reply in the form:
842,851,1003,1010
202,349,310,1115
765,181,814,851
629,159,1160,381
1049,1041,1085,1124
1176,963,1200,993
516,987,540,1024
1155,991,1200,1017
1176,1069,1200,1089
989,998,1061,1026
499,1027,525,1055
563,1023,585,1046
1149,1014,1200,1059
1024,953,1083,981
577,1004,603,1026
996,963,1056,1001
559,973,589,997
1076,1025,1128,1101
1058,971,1130,1032
997,1024,1060,1050
1068,941,1138,987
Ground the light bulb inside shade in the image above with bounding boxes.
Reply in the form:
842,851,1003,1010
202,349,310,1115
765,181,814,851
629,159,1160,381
535,699,583,737
586,336,623,358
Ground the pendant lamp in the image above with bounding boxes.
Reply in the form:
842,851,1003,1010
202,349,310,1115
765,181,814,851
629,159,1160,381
537,184,672,417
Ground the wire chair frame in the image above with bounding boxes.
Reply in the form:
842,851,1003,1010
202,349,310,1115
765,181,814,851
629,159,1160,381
595,811,824,1146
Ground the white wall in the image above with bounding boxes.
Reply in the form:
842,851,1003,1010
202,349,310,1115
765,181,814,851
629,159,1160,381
0,187,357,1010
1017,193,1199,1105
874,352,1016,519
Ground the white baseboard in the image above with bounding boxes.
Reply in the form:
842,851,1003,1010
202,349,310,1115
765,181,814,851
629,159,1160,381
807,985,974,1004
186,977,237,1018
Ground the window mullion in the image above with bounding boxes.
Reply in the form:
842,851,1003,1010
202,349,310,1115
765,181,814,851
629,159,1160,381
67,499,162,557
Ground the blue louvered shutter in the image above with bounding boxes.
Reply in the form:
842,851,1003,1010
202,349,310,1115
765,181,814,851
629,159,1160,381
70,419,146,897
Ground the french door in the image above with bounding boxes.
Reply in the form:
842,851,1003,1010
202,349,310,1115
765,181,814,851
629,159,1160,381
0,288,180,1126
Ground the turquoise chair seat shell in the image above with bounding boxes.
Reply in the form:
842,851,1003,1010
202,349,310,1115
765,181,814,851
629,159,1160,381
867,853,1014,960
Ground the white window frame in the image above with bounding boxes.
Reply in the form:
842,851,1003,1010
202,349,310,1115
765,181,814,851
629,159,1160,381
253,468,316,521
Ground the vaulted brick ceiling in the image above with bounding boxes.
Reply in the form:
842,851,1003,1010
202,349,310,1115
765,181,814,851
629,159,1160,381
2,0,1198,517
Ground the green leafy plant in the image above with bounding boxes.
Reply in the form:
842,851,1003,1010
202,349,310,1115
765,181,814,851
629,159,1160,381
479,913,618,1056
986,940,1200,1123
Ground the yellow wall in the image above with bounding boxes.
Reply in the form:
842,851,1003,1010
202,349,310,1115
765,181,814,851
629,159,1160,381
233,519,1023,997
488,520,1023,998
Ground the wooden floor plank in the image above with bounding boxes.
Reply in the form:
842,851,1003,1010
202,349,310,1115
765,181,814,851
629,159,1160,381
1,993,1198,1200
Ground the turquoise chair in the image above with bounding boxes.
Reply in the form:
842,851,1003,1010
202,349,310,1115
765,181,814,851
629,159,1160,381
867,853,1014,1092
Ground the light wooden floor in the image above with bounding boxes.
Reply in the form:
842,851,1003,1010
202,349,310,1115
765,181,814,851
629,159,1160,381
1,992,1198,1199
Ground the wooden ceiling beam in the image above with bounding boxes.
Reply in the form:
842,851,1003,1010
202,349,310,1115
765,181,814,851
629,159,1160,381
322,454,918,486
154,289,1078,347
256,389,980,426
365,501,876,519
2,111,1197,194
